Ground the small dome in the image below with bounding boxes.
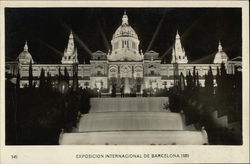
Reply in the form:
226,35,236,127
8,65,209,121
17,41,34,64
112,12,138,39
213,41,228,64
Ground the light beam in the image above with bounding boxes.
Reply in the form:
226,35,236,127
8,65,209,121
146,13,166,52
39,40,64,57
62,22,92,57
161,14,206,60
97,20,110,52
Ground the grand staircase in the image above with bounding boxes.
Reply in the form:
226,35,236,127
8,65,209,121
59,97,209,145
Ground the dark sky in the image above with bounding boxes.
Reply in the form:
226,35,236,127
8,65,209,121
5,8,242,64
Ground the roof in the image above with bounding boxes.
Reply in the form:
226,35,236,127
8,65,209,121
92,50,107,56
112,13,138,40
144,50,159,55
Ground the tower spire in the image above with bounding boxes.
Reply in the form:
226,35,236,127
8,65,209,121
171,29,188,64
69,30,73,39
24,41,28,51
122,11,128,25
176,30,180,39
61,30,78,64
218,40,223,52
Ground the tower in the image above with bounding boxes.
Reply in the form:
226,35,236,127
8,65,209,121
61,31,79,64
171,30,188,64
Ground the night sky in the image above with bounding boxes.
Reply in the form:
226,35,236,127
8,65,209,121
5,8,242,64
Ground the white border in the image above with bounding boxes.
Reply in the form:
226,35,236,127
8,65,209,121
0,1,249,163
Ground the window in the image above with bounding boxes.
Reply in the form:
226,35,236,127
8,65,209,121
122,40,124,48
84,82,89,86
69,56,71,59
97,57,101,60
114,42,118,49
150,70,155,75
132,42,135,49
97,71,101,75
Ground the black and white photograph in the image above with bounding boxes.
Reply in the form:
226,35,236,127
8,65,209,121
1,1,249,163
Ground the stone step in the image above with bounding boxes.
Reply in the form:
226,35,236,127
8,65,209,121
89,97,168,113
60,130,208,145
77,112,184,132
184,124,197,131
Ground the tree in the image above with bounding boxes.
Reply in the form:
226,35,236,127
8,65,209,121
39,68,46,89
58,67,62,83
46,72,52,89
220,62,227,77
186,70,193,91
216,62,229,103
179,72,185,91
16,68,20,90
72,72,78,92
192,66,196,89
64,67,70,92
215,67,220,85
72,63,79,92
196,72,200,89
64,67,69,84
205,66,214,96
28,60,33,88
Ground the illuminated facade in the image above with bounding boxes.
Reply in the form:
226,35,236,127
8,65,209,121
5,12,241,93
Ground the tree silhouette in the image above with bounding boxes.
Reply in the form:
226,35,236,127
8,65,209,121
46,72,52,89
192,66,196,89
220,62,227,77
39,68,46,89
196,72,200,89
216,62,229,103
179,72,185,91
16,68,20,90
28,60,33,88
64,67,69,84
58,67,62,83
205,66,214,96
186,70,193,92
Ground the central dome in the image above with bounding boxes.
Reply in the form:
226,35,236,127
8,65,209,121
112,12,138,40
108,11,143,62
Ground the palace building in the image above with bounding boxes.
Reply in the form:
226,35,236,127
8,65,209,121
5,12,242,93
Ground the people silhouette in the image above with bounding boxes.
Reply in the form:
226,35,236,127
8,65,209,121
120,85,125,97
